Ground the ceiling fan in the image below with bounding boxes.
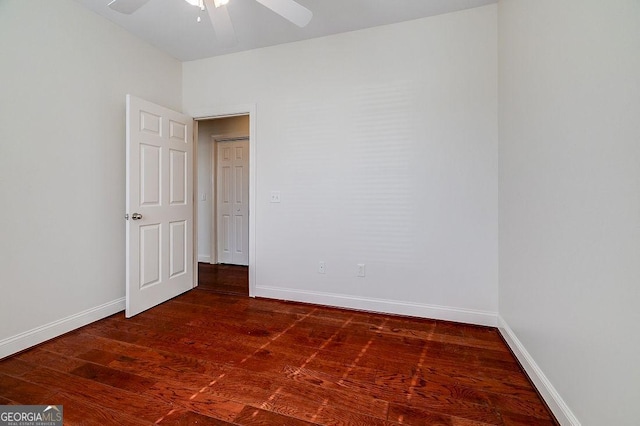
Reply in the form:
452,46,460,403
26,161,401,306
107,0,312,46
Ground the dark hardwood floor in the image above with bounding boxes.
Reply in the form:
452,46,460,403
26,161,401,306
198,263,249,296
0,288,557,425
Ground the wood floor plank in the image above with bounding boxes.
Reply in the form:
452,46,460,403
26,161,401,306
202,367,280,407
159,408,236,425
416,367,537,398
387,403,458,426
0,396,16,405
18,347,98,373
63,331,229,380
70,362,157,393
167,388,246,423
0,373,56,404
80,318,257,366
303,355,379,383
269,374,389,420
33,330,114,357
19,367,172,423
313,405,394,426
501,411,558,426
0,280,557,426
0,357,34,377
143,307,291,339
51,337,212,386
486,391,555,420
389,401,501,425
46,391,155,426
233,405,317,426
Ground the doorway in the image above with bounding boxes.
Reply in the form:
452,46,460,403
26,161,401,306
196,114,250,295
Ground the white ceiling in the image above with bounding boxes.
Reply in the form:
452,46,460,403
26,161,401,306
76,0,496,61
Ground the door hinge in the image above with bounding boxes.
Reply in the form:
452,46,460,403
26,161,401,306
125,214,129,220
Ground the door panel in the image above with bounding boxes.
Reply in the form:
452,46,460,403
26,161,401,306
234,215,244,253
169,220,187,277
140,110,161,135
140,144,161,206
169,149,187,205
139,224,161,288
222,214,231,253
126,95,194,317
217,139,249,265
235,166,243,201
221,165,231,203
169,120,187,142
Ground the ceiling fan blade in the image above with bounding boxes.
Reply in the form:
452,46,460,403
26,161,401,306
254,0,312,28
107,0,152,14
204,0,238,47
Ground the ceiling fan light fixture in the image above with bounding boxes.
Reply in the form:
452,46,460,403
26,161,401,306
213,0,229,8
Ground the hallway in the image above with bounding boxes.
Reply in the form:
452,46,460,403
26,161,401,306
197,263,249,296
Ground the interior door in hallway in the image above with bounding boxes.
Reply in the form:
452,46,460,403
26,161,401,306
217,139,249,265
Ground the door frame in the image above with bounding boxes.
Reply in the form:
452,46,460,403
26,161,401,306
191,104,257,297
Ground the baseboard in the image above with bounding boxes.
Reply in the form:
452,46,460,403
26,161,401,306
498,316,581,426
0,298,125,360
255,285,497,326
198,255,211,263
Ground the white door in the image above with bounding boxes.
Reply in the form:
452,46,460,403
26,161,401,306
126,95,194,317
217,139,249,265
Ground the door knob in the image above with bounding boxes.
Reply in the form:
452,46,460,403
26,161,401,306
131,213,143,220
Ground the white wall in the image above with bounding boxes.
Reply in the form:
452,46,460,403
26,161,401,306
197,116,250,263
0,0,182,357
184,5,499,324
498,1,640,424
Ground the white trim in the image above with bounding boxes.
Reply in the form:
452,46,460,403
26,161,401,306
198,254,211,263
193,119,199,288
498,316,581,426
255,285,498,326
0,298,125,359
190,104,257,297
212,133,249,142
210,135,217,264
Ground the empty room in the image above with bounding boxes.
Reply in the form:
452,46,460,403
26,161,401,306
0,1,638,425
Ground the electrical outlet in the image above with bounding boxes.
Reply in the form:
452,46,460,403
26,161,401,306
270,191,281,203
357,264,365,277
318,261,326,274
